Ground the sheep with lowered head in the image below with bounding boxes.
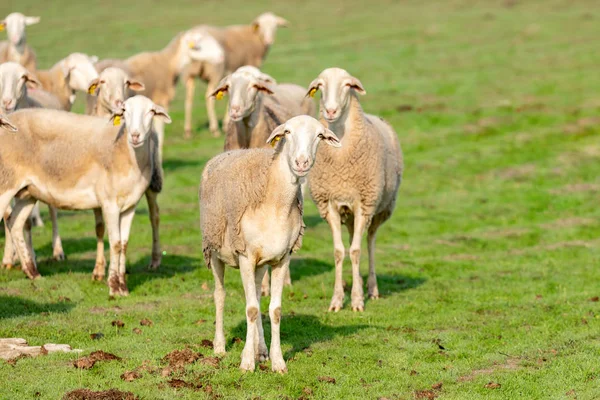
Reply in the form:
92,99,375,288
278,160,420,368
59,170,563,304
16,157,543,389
200,115,341,372
183,12,289,137
0,13,39,71
306,67,403,312
0,96,169,296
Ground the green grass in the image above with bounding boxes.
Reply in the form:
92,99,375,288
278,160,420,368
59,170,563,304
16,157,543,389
1,0,600,398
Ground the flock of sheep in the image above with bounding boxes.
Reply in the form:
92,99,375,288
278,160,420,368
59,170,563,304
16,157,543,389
0,11,403,373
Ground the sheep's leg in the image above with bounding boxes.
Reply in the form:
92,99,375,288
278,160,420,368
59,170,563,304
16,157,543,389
104,205,122,297
145,190,161,270
284,267,292,287
325,205,345,312
239,255,259,371
205,79,221,137
116,207,136,296
349,211,369,312
30,202,44,227
3,204,18,269
48,205,65,261
184,76,195,139
254,265,268,362
211,253,226,354
269,256,290,373
367,221,381,300
8,197,40,280
92,208,106,281
261,269,270,296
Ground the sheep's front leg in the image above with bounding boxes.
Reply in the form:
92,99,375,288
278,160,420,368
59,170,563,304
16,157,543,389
269,256,290,373
30,202,44,227
8,197,39,280
254,265,268,362
103,205,122,297
145,190,161,270
349,209,369,312
205,79,221,137
211,253,226,354
48,205,65,261
3,204,18,269
116,207,136,296
184,76,195,139
239,255,259,371
325,203,345,312
92,208,106,281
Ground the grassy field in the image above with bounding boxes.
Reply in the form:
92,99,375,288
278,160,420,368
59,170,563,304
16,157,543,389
1,0,600,398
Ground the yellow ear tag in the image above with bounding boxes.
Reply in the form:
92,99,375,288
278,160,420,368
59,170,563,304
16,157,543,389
215,91,224,100
88,84,97,95
309,88,317,98
270,136,281,148
113,116,121,126
0,25,4,32
188,41,195,49
253,24,259,33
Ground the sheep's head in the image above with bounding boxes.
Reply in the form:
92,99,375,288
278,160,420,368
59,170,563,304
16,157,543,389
60,53,99,96
0,62,40,114
181,30,224,66
252,12,288,46
209,67,275,122
266,115,341,178
88,67,145,115
0,114,17,132
110,95,171,148
306,68,366,123
1,13,40,47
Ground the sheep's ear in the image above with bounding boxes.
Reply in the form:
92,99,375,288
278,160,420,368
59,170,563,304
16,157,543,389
258,72,276,84
0,116,17,132
252,22,260,33
60,61,72,79
22,72,41,88
126,79,145,92
346,77,366,95
254,82,274,95
266,123,286,147
90,55,99,64
87,78,100,95
152,105,172,124
208,77,229,99
24,16,41,26
276,16,289,27
319,128,341,148
0,21,6,32
305,78,320,98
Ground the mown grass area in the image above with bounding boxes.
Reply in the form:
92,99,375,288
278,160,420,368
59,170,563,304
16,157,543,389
1,0,600,398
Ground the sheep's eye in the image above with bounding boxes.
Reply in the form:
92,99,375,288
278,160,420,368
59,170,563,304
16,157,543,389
284,129,291,135
100,80,105,84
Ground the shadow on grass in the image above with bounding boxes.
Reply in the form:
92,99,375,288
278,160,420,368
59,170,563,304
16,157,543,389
304,214,324,228
289,257,332,281
163,158,206,172
0,294,74,319
230,313,370,360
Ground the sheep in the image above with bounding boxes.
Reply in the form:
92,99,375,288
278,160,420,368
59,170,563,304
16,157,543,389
35,52,99,111
95,29,224,160
0,95,170,296
200,115,341,372
305,68,403,312
183,12,289,138
0,13,39,71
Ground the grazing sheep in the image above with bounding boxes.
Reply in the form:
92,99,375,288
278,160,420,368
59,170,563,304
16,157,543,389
200,115,341,372
0,96,170,296
183,12,289,138
0,13,39,71
306,68,403,312
35,52,99,111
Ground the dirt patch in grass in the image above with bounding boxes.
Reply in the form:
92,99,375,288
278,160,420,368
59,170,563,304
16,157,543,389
444,254,479,261
549,183,600,195
496,164,536,181
73,351,122,369
120,370,142,382
458,357,520,382
162,348,202,371
540,217,595,229
62,388,138,400
414,389,438,399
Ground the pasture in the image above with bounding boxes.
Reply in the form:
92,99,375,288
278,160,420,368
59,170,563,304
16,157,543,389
1,0,599,398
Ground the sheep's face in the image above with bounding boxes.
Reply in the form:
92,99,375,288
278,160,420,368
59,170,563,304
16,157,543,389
266,115,341,178
89,67,145,114
306,68,366,123
111,95,171,148
210,72,274,122
61,53,99,95
0,62,39,114
1,13,40,46
252,12,288,46
182,31,224,66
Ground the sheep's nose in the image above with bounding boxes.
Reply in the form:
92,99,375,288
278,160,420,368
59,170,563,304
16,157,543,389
230,105,241,112
131,133,140,142
2,99,13,109
115,99,123,108
295,157,310,170
325,108,337,117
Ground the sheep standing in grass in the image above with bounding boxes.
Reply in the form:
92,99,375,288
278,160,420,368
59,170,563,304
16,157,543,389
183,12,289,138
306,68,403,312
200,115,341,372
0,13,39,71
0,96,170,296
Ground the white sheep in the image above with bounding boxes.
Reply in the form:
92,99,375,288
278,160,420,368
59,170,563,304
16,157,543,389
0,13,39,71
200,115,340,372
306,68,403,312
0,96,169,296
183,12,289,138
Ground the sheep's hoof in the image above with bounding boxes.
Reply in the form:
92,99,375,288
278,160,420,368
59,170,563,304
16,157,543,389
214,345,226,355
328,296,344,312
92,273,105,281
3,263,14,270
53,252,65,261
368,294,379,300
210,129,222,138
239,360,255,372
147,261,160,271
184,130,192,139
271,359,287,374
351,305,364,312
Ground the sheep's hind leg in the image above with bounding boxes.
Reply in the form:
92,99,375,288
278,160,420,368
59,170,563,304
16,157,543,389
239,255,259,371
325,203,345,312
8,197,39,280
211,254,226,354
3,204,18,269
49,205,65,261
349,210,369,312
269,256,290,373
92,208,106,281
145,190,161,270
254,265,268,362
